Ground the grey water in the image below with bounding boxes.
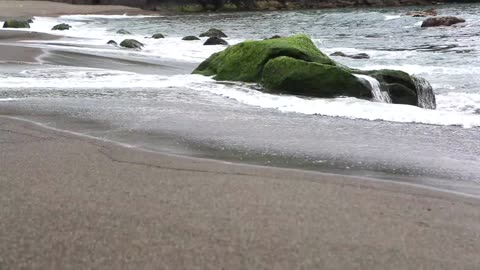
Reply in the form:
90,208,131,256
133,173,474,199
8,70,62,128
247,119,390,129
1,4,480,195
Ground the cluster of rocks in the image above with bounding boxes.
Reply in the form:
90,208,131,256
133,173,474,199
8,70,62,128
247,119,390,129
405,8,438,17
107,28,230,49
2,19,73,31
404,8,466,28
193,35,436,109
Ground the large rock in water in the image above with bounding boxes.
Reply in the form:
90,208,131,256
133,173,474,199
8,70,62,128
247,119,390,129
3,20,30,28
193,35,436,109
421,16,465,27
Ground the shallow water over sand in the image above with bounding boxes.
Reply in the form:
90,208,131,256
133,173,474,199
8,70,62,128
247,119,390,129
1,4,480,195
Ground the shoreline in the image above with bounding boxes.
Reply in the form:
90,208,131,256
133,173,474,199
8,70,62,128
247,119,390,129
4,114,479,200
0,1,156,18
1,33,479,196
1,115,480,268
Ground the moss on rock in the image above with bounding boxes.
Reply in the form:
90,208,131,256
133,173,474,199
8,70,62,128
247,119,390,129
193,34,435,108
193,34,336,82
262,56,372,98
52,23,71,31
3,20,30,28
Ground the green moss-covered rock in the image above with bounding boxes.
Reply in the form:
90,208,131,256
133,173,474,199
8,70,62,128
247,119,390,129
193,34,436,108
52,23,71,31
3,20,30,29
262,56,371,98
194,34,336,82
120,39,144,49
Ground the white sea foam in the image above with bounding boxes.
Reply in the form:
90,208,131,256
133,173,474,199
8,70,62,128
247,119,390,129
20,16,232,63
384,15,402,20
1,66,479,128
436,92,480,115
0,98,20,101
3,15,479,128
198,78,480,128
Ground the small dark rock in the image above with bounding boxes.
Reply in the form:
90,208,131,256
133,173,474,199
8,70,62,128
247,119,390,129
151,33,165,39
182,35,200,41
3,20,30,29
421,16,465,27
27,19,34,24
52,23,71,31
330,51,347,57
199,28,227,38
203,37,229,46
350,53,370,59
116,29,132,35
107,40,118,45
406,8,438,17
120,39,144,49
267,35,282,39
330,51,370,59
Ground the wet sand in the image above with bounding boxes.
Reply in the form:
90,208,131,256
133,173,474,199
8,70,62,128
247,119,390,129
0,0,153,17
1,116,480,269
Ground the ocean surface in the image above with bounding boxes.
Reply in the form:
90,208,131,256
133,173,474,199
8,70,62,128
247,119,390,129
1,4,479,195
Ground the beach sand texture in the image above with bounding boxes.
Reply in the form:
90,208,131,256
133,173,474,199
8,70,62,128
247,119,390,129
1,1,480,269
1,117,480,269
0,0,150,17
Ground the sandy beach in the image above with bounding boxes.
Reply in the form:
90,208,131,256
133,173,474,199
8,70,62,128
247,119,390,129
1,116,480,269
0,0,153,17
1,1,480,269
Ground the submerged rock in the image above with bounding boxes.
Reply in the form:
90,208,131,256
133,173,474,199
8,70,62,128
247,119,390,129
193,35,435,108
52,23,71,31
421,16,465,27
107,40,118,45
266,35,282,40
406,8,438,17
120,39,144,49
203,37,228,45
116,29,132,35
182,35,200,41
3,20,30,29
199,28,228,38
151,33,165,39
330,51,370,59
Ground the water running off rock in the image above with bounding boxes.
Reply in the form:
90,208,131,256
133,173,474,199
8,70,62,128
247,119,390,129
354,74,392,103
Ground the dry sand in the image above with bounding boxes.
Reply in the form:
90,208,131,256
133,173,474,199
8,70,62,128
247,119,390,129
1,116,480,269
